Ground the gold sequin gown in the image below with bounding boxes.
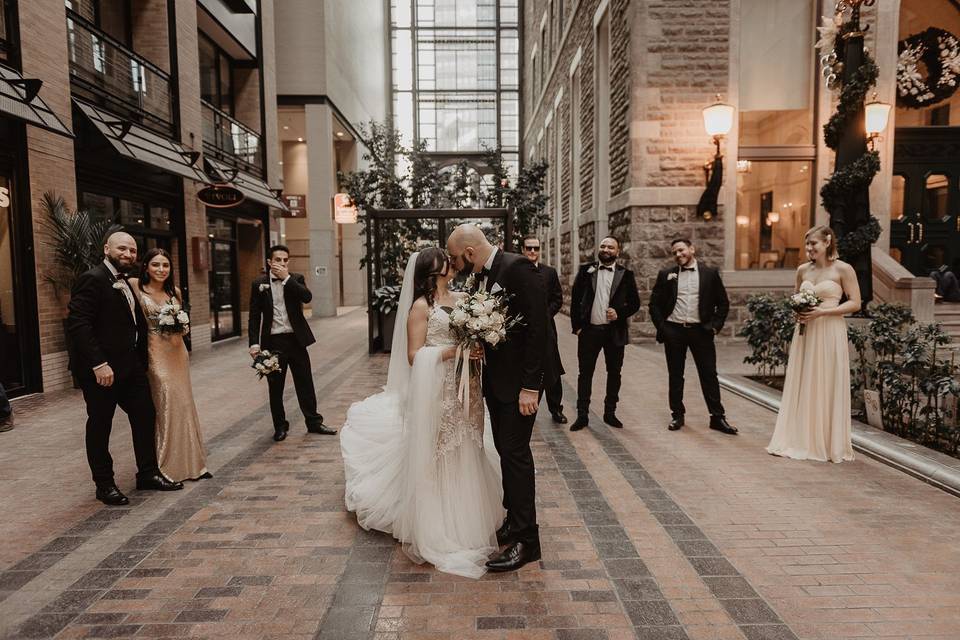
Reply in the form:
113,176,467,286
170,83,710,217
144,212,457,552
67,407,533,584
135,285,209,481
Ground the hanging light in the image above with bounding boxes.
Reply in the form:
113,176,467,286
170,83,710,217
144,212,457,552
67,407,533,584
697,95,736,221
702,95,735,139
865,93,892,146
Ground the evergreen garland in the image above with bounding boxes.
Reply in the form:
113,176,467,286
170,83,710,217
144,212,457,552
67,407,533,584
820,22,882,260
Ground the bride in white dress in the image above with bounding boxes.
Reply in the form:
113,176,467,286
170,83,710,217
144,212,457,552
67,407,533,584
339,248,504,578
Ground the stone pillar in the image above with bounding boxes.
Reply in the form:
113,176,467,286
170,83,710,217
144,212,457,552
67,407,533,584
304,103,337,317
869,0,901,253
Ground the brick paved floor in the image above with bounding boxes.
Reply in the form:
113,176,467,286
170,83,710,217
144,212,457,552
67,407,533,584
2,309,959,640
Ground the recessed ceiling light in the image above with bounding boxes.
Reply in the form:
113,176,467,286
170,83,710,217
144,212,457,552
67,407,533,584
278,161,283,165
283,125,289,130
297,137,304,142
336,131,344,137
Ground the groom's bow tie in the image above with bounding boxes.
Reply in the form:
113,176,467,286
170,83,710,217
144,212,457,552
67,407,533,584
598,265,614,272
271,277,284,282
114,273,128,281
680,266,695,272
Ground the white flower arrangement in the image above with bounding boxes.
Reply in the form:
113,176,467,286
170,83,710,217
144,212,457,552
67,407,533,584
667,273,678,281
150,298,190,335
112,281,126,290
938,33,960,89
259,283,270,292
897,44,936,103
788,289,822,337
251,350,281,379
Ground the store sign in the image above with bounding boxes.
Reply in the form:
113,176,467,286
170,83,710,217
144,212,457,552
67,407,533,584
197,184,244,208
283,194,306,218
0,186,9,209
333,193,358,224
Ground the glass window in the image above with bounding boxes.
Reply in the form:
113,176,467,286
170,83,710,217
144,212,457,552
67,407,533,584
417,30,496,91
418,93,497,151
892,175,907,221
500,30,518,89
149,207,171,231
391,0,411,27
735,161,813,270
500,0,518,26
738,0,814,146
392,29,413,90
118,199,146,227
81,192,114,223
198,36,218,107
417,0,496,28
219,54,233,114
925,174,949,221
500,93,519,149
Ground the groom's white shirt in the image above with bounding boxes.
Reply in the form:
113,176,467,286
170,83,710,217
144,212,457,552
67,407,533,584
668,259,701,324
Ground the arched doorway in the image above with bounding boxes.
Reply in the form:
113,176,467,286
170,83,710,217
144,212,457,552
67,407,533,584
889,0,960,275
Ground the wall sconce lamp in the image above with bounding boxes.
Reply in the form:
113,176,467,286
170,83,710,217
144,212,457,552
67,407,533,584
767,211,780,223
735,215,749,227
697,95,735,221
865,93,891,150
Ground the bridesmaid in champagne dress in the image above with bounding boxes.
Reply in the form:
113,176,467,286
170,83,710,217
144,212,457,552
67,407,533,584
767,225,861,463
132,248,211,482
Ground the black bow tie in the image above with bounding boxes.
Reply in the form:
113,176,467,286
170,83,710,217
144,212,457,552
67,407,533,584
680,267,695,272
114,273,128,281
478,267,491,278
271,277,284,282
599,265,614,272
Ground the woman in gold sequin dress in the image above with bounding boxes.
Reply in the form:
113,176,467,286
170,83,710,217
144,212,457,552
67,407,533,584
340,248,503,578
131,248,210,482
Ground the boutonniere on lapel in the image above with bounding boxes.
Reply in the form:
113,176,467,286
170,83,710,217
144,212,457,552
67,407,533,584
112,281,126,290
259,283,270,293
667,273,678,281
587,266,597,274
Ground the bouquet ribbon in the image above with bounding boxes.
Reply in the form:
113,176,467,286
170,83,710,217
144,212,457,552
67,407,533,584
456,343,483,419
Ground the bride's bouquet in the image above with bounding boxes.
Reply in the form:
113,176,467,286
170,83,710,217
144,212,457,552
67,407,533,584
448,276,523,415
150,298,190,335
251,350,281,379
788,290,822,336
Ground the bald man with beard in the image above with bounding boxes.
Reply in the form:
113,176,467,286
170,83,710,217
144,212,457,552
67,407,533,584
67,231,183,506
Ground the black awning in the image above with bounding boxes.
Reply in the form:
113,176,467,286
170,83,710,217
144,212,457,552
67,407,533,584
74,99,207,183
206,157,288,211
0,64,72,137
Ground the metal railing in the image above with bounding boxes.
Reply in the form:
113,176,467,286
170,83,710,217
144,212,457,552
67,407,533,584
66,10,173,134
201,99,263,176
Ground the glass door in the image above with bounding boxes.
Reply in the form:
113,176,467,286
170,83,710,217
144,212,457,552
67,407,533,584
0,173,23,393
208,216,239,341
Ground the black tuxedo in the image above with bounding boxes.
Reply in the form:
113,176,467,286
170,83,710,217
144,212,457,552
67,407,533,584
569,262,641,417
66,263,159,486
648,262,729,418
478,249,547,542
538,263,565,415
248,273,323,431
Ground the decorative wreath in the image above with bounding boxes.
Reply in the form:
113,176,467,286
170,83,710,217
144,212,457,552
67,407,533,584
897,27,960,109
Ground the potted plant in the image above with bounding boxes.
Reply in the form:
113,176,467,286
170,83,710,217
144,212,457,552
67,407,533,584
39,192,120,385
372,285,402,352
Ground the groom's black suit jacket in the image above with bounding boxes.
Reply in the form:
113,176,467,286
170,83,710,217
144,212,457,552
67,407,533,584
648,263,730,343
66,263,149,384
480,250,548,403
248,273,316,350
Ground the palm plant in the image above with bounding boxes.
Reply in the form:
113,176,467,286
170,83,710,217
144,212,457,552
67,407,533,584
39,192,120,296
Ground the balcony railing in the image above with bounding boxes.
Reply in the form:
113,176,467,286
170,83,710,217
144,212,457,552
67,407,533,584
201,100,263,176
66,10,173,135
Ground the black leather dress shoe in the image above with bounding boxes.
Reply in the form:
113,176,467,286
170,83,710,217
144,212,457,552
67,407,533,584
603,413,623,428
709,416,738,435
96,485,129,506
668,415,684,431
273,421,289,442
569,415,589,432
496,521,515,546
136,474,183,491
485,540,541,572
551,412,568,424
307,423,338,435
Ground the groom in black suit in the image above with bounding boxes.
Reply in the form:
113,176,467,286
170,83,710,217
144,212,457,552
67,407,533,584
248,245,336,442
67,231,183,505
648,238,738,434
447,224,547,572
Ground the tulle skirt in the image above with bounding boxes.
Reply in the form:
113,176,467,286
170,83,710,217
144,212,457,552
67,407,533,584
340,346,504,578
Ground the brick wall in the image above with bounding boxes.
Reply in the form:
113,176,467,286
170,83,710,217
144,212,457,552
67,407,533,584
131,0,172,73
609,0,631,195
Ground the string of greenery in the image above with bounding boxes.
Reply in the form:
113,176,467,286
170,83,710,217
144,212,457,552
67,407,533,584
820,25,882,260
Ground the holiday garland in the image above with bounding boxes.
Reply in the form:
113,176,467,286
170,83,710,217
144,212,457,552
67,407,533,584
817,17,882,260
896,27,960,109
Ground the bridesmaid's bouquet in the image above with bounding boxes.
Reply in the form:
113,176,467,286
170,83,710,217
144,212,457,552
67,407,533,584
788,290,822,336
251,350,281,379
151,298,190,335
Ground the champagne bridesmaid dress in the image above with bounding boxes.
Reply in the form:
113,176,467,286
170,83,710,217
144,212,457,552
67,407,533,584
136,286,210,481
766,279,854,463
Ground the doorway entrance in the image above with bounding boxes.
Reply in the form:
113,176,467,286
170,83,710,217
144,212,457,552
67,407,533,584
208,216,239,341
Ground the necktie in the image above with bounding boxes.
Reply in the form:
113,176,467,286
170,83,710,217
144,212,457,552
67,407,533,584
681,267,695,272
599,265,614,272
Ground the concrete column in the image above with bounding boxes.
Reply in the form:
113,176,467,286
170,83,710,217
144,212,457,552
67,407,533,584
870,0,901,253
304,102,337,317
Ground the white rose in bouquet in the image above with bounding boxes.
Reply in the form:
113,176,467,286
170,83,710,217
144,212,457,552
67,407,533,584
176,311,190,324
484,330,502,346
159,315,175,326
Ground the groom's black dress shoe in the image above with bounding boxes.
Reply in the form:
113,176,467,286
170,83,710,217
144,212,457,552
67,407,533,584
135,474,183,491
668,415,684,431
496,521,516,546
709,415,738,435
307,423,338,435
96,485,129,506
551,412,568,424
603,413,623,429
569,415,589,432
485,540,541,572
273,421,289,442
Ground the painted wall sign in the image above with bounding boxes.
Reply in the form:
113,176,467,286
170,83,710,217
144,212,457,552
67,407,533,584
198,184,245,208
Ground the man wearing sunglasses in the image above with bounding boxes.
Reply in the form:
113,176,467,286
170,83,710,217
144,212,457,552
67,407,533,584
522,236,567,424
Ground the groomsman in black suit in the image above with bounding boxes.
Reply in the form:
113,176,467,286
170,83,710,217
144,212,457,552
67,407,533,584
521,235,567,424
569,237,641,431
67,231,183,505
648,238,738,434
248,245,336,442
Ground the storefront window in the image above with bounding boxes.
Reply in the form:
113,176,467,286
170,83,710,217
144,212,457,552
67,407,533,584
736,0,816,270
735,161,812,270
149,206,171,230
118,198,146,227
199,33,234,115
0,174,22,391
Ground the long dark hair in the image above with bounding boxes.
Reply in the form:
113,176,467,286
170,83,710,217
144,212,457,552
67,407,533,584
411,247,449,308
138,248,178,300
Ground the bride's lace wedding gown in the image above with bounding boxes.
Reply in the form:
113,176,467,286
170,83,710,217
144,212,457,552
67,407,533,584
340,304,504,578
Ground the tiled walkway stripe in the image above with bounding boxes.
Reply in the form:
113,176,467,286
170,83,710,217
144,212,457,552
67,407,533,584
538,420,689,640
568,383,800,640
313,528,394,640
4,349,368,640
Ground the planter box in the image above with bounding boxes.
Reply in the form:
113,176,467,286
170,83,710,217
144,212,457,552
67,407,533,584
379,310,397,353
